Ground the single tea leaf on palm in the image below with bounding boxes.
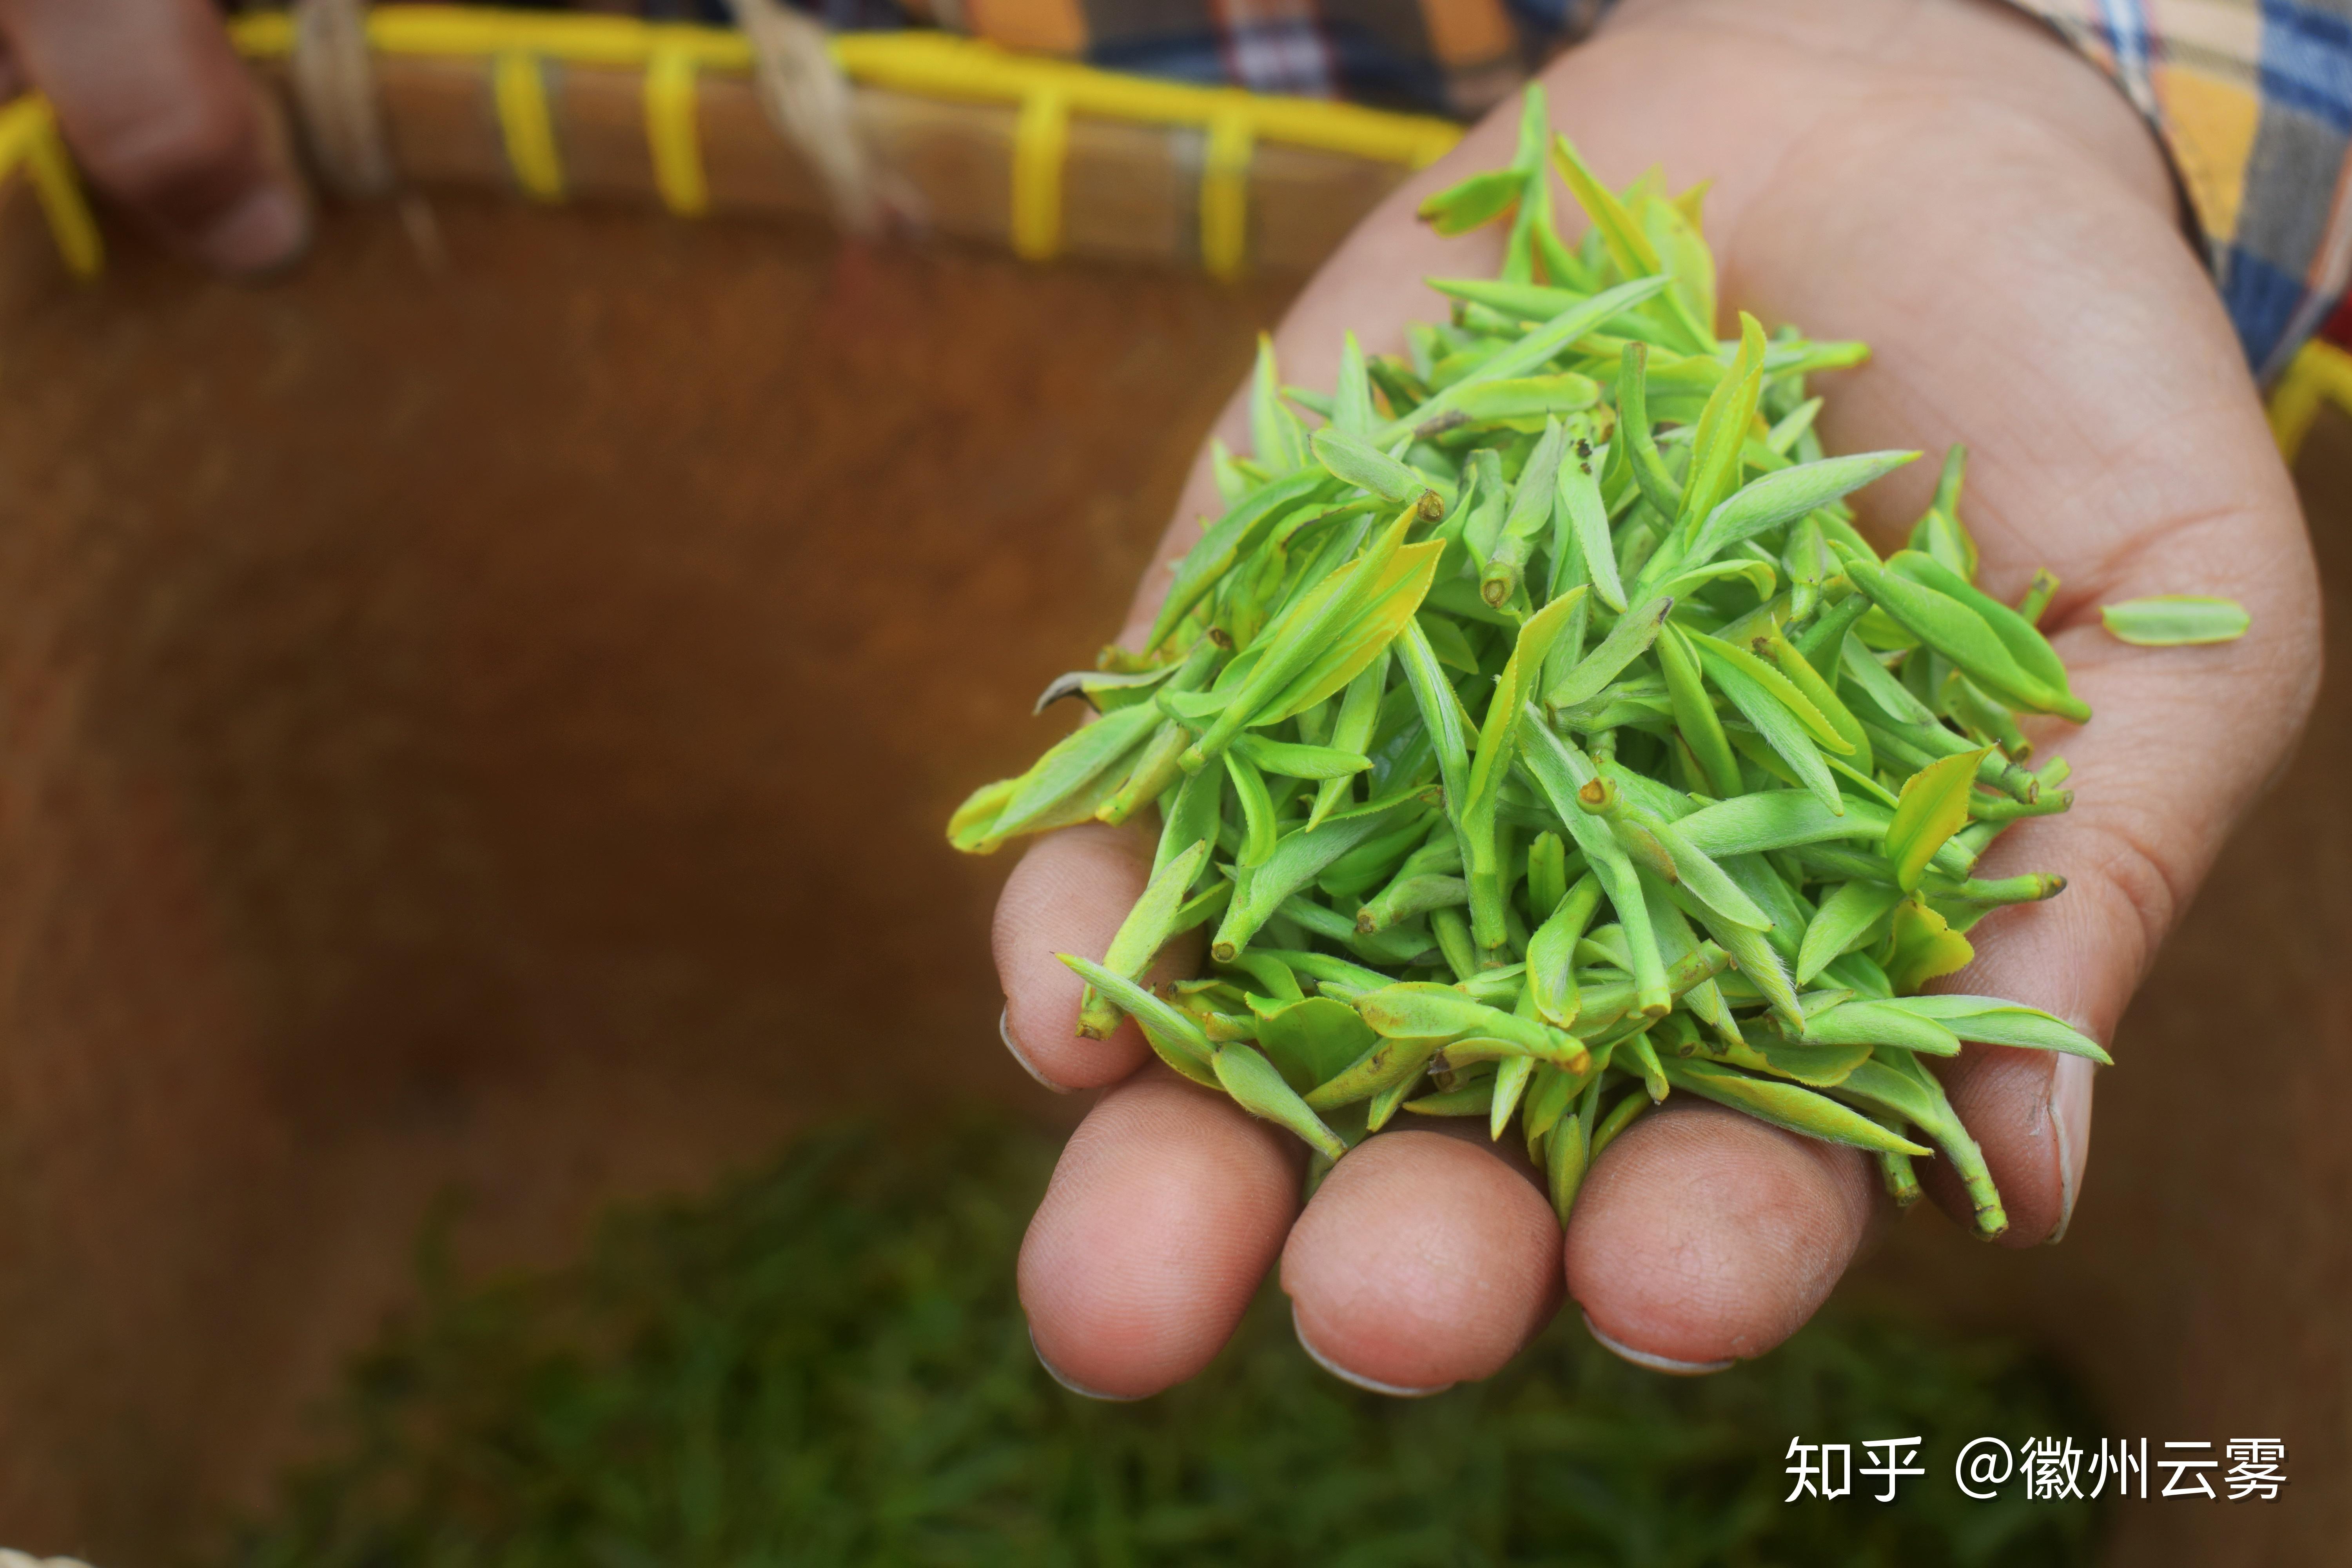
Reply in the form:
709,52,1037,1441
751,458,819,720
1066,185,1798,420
2100,595,2250,646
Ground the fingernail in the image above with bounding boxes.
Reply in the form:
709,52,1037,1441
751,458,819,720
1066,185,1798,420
192,182,310,275
1029,1326,1143,1402
1290,1303,1453,1398
2045,1053,2095,1245
1000,1006,1069,1093
1581,1311,1733,1376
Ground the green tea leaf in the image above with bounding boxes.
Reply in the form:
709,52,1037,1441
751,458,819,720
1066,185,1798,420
1546,595,1671,709
1660,1058,1929,1154
1796,878,1904,985
1677,313,1766,533
1424,276,1581,319
2100,595,2250,646
1304,1033,1446,1109
1232,733,1373,780
1331,331,1377,438
1556,441,1626,612
1874,995,2111,1062
1641,191,1716,347
1264,538,1446,721
1212,804,1416,961
1252,335,1310,473
1685,450,1918,572
1884,749,1989,892
1311,426,1436,507
1146,468,1329,651
1889,550,2076,706
1352,982,1573,1061
1441,374,1601,426
1677,790,1873,857
1077,840,1212,1038
1416,168,1523,235
990,702,1165,842
1375,275,1673,444
1058,953,1218,1085
946,776,1019,855
1881,898,1975,993
1842,546,2089,722
1215,1043,1350,1160
1251,996,1383,1091
1800,998,1964,1056
1688,632,1852,753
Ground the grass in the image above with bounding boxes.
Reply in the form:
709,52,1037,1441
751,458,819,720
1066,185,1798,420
223,1116,2103,1567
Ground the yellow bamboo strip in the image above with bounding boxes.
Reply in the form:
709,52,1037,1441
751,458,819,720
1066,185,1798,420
643,35,709,217
1010,89,1069,261
227,7,1458,169
492,50,566,201
1199,109,1252,280
0,97,102,278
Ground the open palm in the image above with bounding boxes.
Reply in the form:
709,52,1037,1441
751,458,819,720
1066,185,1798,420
994,0,2320,1397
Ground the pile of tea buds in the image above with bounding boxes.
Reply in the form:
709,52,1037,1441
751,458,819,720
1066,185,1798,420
949,87,2223,1240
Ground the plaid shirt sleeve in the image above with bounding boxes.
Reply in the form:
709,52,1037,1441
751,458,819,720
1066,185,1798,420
782,0,1612,117
2005,0,2352,383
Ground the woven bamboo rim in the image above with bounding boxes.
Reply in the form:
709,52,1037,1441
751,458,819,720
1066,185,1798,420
0,4,1462,279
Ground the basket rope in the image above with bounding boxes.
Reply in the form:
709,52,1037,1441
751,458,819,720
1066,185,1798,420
730,0,894,237
291,0,395,198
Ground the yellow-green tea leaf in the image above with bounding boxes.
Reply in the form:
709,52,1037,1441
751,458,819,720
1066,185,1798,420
1264,537,1446,720
1881,898,1975,993
1884,748,1989,892
1416,168,1523,235
1214,1043,1350,1160
2099,595,2250,646
1660,1058,1929,1154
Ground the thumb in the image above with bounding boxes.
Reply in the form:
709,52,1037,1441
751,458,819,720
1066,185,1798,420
2,0,309,273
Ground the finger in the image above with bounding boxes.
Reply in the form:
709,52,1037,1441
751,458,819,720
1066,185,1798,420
1280,1126,1561,1395
1019,1069,1301,1399
992,820,1198,1091
1905,505,2318,1245
1914,1043,2094,1248
0,0,309,272
1566,1104,1878,1371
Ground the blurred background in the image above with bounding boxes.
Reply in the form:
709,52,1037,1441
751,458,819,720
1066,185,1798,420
0,21,2341,1565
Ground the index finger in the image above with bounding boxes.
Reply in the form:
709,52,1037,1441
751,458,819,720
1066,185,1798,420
994,821,1194,1090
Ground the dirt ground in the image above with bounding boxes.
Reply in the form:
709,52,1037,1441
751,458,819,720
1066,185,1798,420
0,187,2339,1565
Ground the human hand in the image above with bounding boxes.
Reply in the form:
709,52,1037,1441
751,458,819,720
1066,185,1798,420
0,0,307,272
997,0,2321,1396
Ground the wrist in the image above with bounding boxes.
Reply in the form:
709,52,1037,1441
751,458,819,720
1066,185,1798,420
1558,0,2175,227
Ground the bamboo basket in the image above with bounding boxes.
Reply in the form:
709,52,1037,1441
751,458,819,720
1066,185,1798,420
0,11,2345,1563
5,5,1459,282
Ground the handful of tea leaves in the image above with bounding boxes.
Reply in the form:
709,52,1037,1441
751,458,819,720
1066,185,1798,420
951,89,2145,1240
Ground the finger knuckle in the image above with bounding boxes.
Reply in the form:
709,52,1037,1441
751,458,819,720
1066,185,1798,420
74,89,258,222
2067,813,2181,979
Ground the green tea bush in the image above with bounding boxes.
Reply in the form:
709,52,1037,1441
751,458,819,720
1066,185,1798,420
226,1119,2101,1568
